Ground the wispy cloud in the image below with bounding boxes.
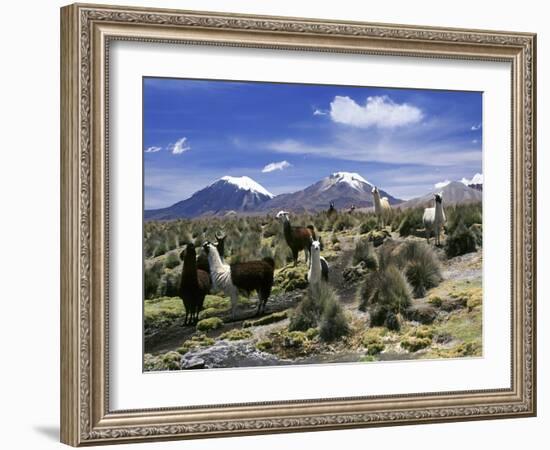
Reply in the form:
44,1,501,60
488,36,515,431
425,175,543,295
471,123,482,131
169,137,191,155
434,180,451,189
313,109,327,116
144,146,162,153
266,138,480,167
472,139,479,144
262,160,292,173
329,95,423,129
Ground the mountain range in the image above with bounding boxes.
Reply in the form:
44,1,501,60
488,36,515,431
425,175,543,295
144,172,482,220
400,181,482,209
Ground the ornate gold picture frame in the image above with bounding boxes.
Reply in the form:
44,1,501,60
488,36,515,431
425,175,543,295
60,3,536,446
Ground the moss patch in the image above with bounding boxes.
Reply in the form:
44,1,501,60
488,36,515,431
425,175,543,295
361,327,387,355
274,265,309,292
243,310,288,328
219,328,253,341
144,296,183,330
177,334,215,354
196,317,223,332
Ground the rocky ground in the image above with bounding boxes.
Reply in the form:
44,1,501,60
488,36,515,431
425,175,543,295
144,229,483,371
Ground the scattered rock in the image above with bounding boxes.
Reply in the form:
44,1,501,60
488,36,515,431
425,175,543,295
181,357,206,370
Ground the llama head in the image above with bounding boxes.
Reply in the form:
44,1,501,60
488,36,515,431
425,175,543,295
276,210,289,221
180,242,196,261
372,186,379,194
434,193,443,204
202,241,215,255
329,201,335,209
310,238,322,255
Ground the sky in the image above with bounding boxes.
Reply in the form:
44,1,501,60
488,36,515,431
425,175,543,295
143,77,482,209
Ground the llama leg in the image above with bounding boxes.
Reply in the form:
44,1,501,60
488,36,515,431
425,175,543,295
230,290,238,321
293,249,298,266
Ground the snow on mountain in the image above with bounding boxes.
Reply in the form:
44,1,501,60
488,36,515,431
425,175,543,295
461,173,483,186
258,172,401,212
219,176,274,198
144,175,273,219
401,181,482,209
322,172,372,192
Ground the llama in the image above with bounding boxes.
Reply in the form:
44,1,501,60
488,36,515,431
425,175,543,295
203,243,275,318
307,237,329,286
348,204,356,214
372,186,391,227
327,201,337,217
423,193,446,246
196,231,226,274
178,243,211,325
276,210,316,266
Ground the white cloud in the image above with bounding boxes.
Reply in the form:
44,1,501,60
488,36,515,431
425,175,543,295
471,123,482,130
169,137,191,154
313,109,327,116
472,139,479,144
434,180,451,189
144,146,162,153
329,95,423,129
262,160,292,173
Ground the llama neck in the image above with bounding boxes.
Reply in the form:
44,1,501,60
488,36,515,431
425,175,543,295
282,218,292,241
207,247,225,273
435,202,444,221
310,250,321,277
373,193,381,212
181,249,197,288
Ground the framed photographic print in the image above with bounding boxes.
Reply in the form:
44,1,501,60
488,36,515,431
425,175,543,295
60,3,537,446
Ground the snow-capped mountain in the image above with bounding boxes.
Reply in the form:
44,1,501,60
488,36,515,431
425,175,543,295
258,172,402,213
144,176,273,220
461,173,483,191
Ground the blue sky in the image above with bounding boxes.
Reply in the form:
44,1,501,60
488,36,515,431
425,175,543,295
144,77,482,209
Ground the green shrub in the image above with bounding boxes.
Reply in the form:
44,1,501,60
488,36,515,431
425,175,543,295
359,265,412,330
359,217,378,234
289,289,323,332
154,242,168,257
445,221,477,258
157,269,180,297
398,209,423,237
256,339,273,352
290,284,350,342
333,214,356,231
446,203,482,235
470,223,483,247
164,252,180,269
352,238,379,269
144,262,163,299
392,241,442,298
319,292,350,342
196,317,223,332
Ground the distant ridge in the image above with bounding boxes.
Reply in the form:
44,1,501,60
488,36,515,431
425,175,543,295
400,181,482,209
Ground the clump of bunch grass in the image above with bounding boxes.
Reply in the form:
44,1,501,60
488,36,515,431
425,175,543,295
164,252,180,269
359,217,378,234
144,262,163,299
352,238,379,269
289,283,350,342
445,221,477,258
359,265,412,331
397,208,423,237
219,328,253,341
392,241,442,298
196,317,223,332
333,214,356,232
